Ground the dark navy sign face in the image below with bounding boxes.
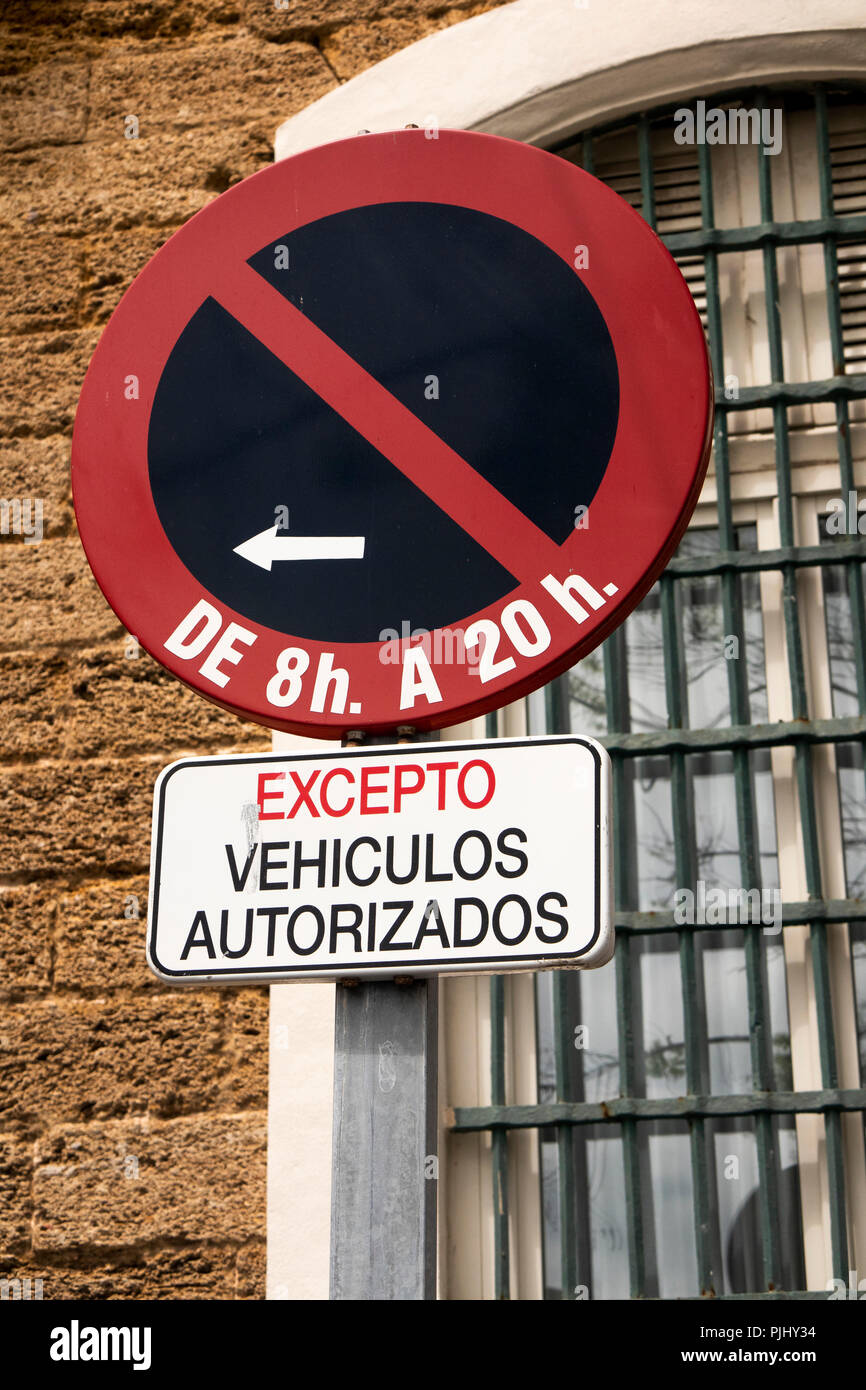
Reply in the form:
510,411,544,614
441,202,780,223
72,129,712,737
149,203,619,643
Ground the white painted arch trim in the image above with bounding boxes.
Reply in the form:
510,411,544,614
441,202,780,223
275,0,866,159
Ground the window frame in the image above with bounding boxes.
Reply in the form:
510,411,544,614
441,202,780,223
449,83,866,1300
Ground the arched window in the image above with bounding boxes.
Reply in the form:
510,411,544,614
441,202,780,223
269,4,866,1298
451,84,866,1299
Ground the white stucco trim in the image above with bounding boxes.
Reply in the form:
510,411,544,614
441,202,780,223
266,976,334,1300
275,0,866,158
266,731,336,1301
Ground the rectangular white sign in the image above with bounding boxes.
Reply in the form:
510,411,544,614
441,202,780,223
147,736,612,984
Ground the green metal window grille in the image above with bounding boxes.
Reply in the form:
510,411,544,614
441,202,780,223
450,85,866,1299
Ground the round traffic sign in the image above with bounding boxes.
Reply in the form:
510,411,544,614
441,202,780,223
72,129,712,737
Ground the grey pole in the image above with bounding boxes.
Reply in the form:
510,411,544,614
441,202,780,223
329,730,439,1301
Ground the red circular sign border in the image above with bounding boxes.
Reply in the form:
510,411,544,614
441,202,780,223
72,128,713,737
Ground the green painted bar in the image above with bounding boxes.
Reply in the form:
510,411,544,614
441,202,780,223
716,374,866,409
604,713,866,756
483,710,511,1295
451,1088,866,1131
544,673,570,736
617,114,658,1293
696,1292,835,1301
663,211,866,253
666,538,866,578
484,710,510,1296
543,675,595,1297
637,114,655,226
552,974,580,1299
823,1110,851,1284
754,93,801,698
661,570,723,1293
489,974,510,1299
615,897,866,933
641,117,723,1293
697,137,783,1290
603,634,651,1296
716,375,866,409
615,955,648,1297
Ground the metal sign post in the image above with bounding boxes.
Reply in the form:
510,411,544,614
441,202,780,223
331,971,438,1299
329,728,438,1301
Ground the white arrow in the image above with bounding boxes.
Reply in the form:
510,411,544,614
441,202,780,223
233,525,366,571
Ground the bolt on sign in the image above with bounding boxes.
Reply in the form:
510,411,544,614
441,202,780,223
71,128,712,738
147,738,611,983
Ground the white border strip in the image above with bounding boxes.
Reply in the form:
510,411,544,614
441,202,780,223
276,0,866,157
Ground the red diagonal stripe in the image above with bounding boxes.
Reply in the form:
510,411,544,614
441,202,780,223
210,261,565,585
